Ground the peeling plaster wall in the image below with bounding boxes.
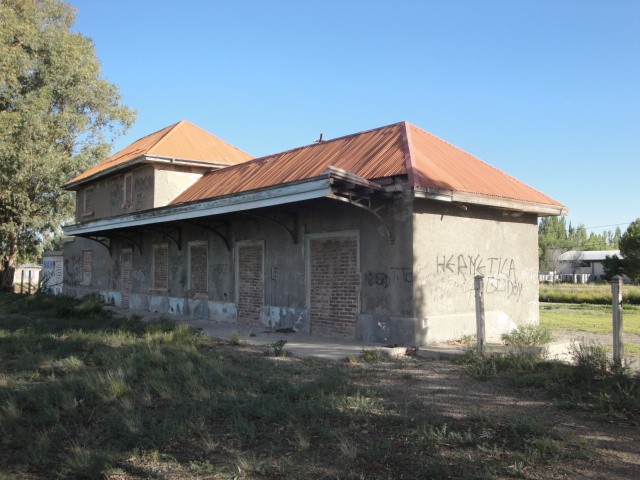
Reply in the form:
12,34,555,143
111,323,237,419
63,192,540,346
63,195,415,342
74,165,155,221
412,200,539,344
153,166,204,207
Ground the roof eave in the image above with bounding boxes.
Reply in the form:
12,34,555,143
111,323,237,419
63,155,232,190
144,154,241,169
62,175,334,236
63,156,146,190
414,187,568,216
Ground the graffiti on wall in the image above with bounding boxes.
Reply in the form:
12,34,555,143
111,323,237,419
364,267,413,289
134,175,152,210
64,256,81,286
435,254,522,301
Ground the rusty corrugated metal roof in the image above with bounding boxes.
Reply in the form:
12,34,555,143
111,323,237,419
170,123,407,204
64,120,253,188
407,123,564,207
171,121,564,209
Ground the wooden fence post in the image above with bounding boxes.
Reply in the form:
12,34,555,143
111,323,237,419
611,275,624,367
474,275,486,354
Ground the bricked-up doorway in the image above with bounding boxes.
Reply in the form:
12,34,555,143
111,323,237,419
121,248,132,308
236,241,264,325
307,232,360,337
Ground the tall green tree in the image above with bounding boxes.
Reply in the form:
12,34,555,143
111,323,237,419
538,216,569,270
620,218,640,280
0,0,135,287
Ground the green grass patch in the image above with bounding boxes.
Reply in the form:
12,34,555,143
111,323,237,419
540,303,640,335
0,293,612,478
540,283,640,305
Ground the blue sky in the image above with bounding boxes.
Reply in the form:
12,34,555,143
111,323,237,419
70,0,639,235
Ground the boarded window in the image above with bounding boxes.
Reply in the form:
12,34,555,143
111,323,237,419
236,242,264,325
189,243,208,294
83,188,94,215
123,173,133,207
309,235,359,337
153,244,168,290
81,250,92,285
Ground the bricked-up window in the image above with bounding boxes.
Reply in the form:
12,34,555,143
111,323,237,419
83,187,94,215
152,244,168,290
123,173,133,208
81,249,92,285
189,242,208,294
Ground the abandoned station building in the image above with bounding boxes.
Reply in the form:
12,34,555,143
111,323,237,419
62,120,566,345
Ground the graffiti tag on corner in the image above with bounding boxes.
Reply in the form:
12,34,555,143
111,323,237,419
435,254,523,301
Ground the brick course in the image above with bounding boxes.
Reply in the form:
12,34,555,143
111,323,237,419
153,244,168,290
81,250,92,286
121,249,132,308
189,244,208,293
309,236,359,337
237,244,264,325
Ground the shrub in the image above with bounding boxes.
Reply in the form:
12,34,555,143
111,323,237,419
502,324,554,347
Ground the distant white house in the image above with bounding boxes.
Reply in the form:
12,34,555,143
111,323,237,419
13,264,41,293
552,250,622,283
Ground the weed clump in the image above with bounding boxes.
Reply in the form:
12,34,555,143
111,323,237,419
459,334,640,422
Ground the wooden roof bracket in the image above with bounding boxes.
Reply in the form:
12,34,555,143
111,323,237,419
112,231,144,255
328,190,394,244
240,212,300,244
140,224,183,251
78,231,143,255
78,235,112,255
184,219,232,251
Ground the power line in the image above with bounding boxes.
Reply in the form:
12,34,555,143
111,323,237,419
582,222,630,230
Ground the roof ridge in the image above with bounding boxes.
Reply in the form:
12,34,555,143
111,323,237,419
147,120,254,159
254,121,406,162
92,121,179,167
146,120,186,154
400,121,418,186
192,121,406,178
407,123,557,202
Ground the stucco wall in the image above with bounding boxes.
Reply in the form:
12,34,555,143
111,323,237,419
412,200,539,343
74,165,155,221
63,195,414,339
153,166,204,207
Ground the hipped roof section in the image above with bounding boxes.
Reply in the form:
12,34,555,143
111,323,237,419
171,121,565,213
64,120,253,189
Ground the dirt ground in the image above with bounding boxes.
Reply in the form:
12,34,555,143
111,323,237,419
371,358,640,479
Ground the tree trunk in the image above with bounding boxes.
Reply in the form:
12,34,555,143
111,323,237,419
1,236,18,291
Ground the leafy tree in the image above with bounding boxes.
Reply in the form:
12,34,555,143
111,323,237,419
0,0,135,288
568,223,588,248
620,218,640,280
538,216,569,270
601,254,625,281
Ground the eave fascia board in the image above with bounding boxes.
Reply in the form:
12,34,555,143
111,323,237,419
62,176,332,236
413,187,568,216
144,155,235,169
63,155,232,191
63,156,145,190
413,187,453,202
325,166,383,190
450,191,568,216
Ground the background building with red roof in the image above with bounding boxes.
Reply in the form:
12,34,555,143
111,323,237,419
62,120,566,345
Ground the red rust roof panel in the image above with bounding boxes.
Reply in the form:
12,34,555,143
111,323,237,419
407,123,564,207
171,123,407,204
171,121,564,210
65,120,252,187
